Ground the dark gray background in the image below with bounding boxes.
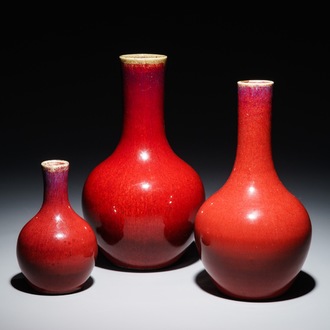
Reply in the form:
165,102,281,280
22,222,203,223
1,10,328,193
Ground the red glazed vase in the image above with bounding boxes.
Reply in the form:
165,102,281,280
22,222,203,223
16,160,98,294
82,53,205,270
194,80,312,301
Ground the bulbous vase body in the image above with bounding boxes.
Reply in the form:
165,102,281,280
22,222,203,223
82,54,205,270
17,160,98,294
194,80,312,301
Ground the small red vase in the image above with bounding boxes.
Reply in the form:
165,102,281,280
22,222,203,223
16,160,98,294
194,80,312,301
82,53,205,270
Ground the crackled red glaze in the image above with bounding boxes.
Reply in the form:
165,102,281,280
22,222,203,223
17,160,98,294
194,80,312,301
82,54,205,270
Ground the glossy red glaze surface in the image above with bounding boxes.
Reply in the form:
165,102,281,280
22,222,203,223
194,80,312,301
82,54,205,270
17,160,98,294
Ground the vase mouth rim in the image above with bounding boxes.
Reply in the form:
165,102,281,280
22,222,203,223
119,53,167,64
238,80,274,86
41,160,69,171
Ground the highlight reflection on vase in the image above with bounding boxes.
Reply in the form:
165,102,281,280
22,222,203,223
82,54,205,270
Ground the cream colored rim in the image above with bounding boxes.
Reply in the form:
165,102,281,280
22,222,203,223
119,53,167,64
41,160,69,172
238,80,274,86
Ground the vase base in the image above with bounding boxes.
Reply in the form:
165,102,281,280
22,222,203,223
24,277,89,295
213,278,295,302
100,248,185,271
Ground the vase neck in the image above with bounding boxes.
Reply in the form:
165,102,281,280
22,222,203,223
233,80,276,174
119,54,168,146
42,160,70,205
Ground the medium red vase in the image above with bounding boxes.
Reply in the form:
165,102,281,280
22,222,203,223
194,80,312,301
16,160,98,294
82,53,205,270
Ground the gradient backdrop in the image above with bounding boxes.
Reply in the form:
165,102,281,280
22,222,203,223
1,9,329,330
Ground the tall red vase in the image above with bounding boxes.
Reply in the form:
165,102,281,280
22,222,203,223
16,160,98,294
82,53,205,270
194,80,312,301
